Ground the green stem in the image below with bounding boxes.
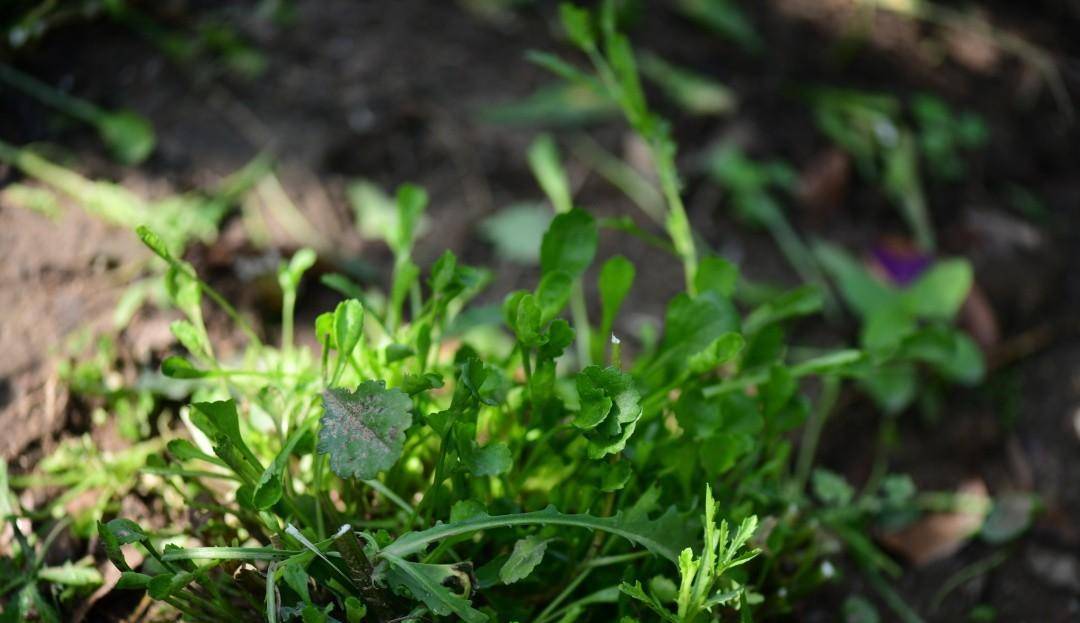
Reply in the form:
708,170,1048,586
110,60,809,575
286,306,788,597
0,63,101,122
793,376,840,494
569,281,592,368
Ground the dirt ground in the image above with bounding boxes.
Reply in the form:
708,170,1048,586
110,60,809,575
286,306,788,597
1,0,1079,620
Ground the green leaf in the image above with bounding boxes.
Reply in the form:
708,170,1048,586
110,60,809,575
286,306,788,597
136,225,174,262
98,520,130,572
815,242,896,318
598,255,635,340
694,256,738,298
675,0,762,52
658,291,740,366
479,203,552,264
115,571,151,590
253,422,312,510
479,81,617,127
465,442,512,477
640,52,736,116
686,332,744,374
278,248,317,292
861,304,916,353
500,536,551,584
166,439,221,465
620,581,679,622
540,209,598,278
190,400,263,480
860,362,918,414
528,135,573,214
344,597,367,623
161,355,206,379
812,469,854,507
535,270,573,324
393,184,427,255
334,299,365,362
383,501,694,563
37,563,103,587
106,518,147,545
601,460,633,492
99,111,156,165
513,293,546,348
574,365,642,458
559,3,596,51
283,562,312,604
318,382,413,480
170,320,211,362
743,285,823,335
383,555,485,623
900,259,972,320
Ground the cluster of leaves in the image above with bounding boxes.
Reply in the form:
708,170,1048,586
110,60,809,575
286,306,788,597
809,88,988,252
43,4,925,622
1,2,1009,622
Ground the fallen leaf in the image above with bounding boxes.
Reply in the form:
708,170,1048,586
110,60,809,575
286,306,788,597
797,147,850,218
960,282,1000,351
879,479,989,566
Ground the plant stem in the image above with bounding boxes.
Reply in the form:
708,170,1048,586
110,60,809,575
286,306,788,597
793,376,840,494
569,281,592,368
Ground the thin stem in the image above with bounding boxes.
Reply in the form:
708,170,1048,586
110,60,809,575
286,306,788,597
793,376,840,494
569,281,592,369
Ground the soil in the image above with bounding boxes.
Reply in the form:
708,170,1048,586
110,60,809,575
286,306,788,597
1,0,1078,621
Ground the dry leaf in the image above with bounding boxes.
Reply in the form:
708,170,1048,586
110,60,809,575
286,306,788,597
879,479,989,566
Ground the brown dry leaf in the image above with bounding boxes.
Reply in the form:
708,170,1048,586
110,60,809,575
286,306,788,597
960,282,1001,352
879,479,989,566
796,148,851,218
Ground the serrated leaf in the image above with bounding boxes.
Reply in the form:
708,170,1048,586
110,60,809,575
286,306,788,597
574,365,642,458
500,536,551,584
384,555,485,623
383,500,694,564
318,383,413,480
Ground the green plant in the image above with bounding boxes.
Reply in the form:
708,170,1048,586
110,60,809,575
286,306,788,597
703,146,836,313
910,94,988,181
10,3,999,622
0,463,105,622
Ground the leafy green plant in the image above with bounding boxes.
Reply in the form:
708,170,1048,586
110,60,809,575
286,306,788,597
910,94,988,181
703,146,836,313
0,463,105,622
810,89,988,254
7,3,999,622
815,241,984,416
